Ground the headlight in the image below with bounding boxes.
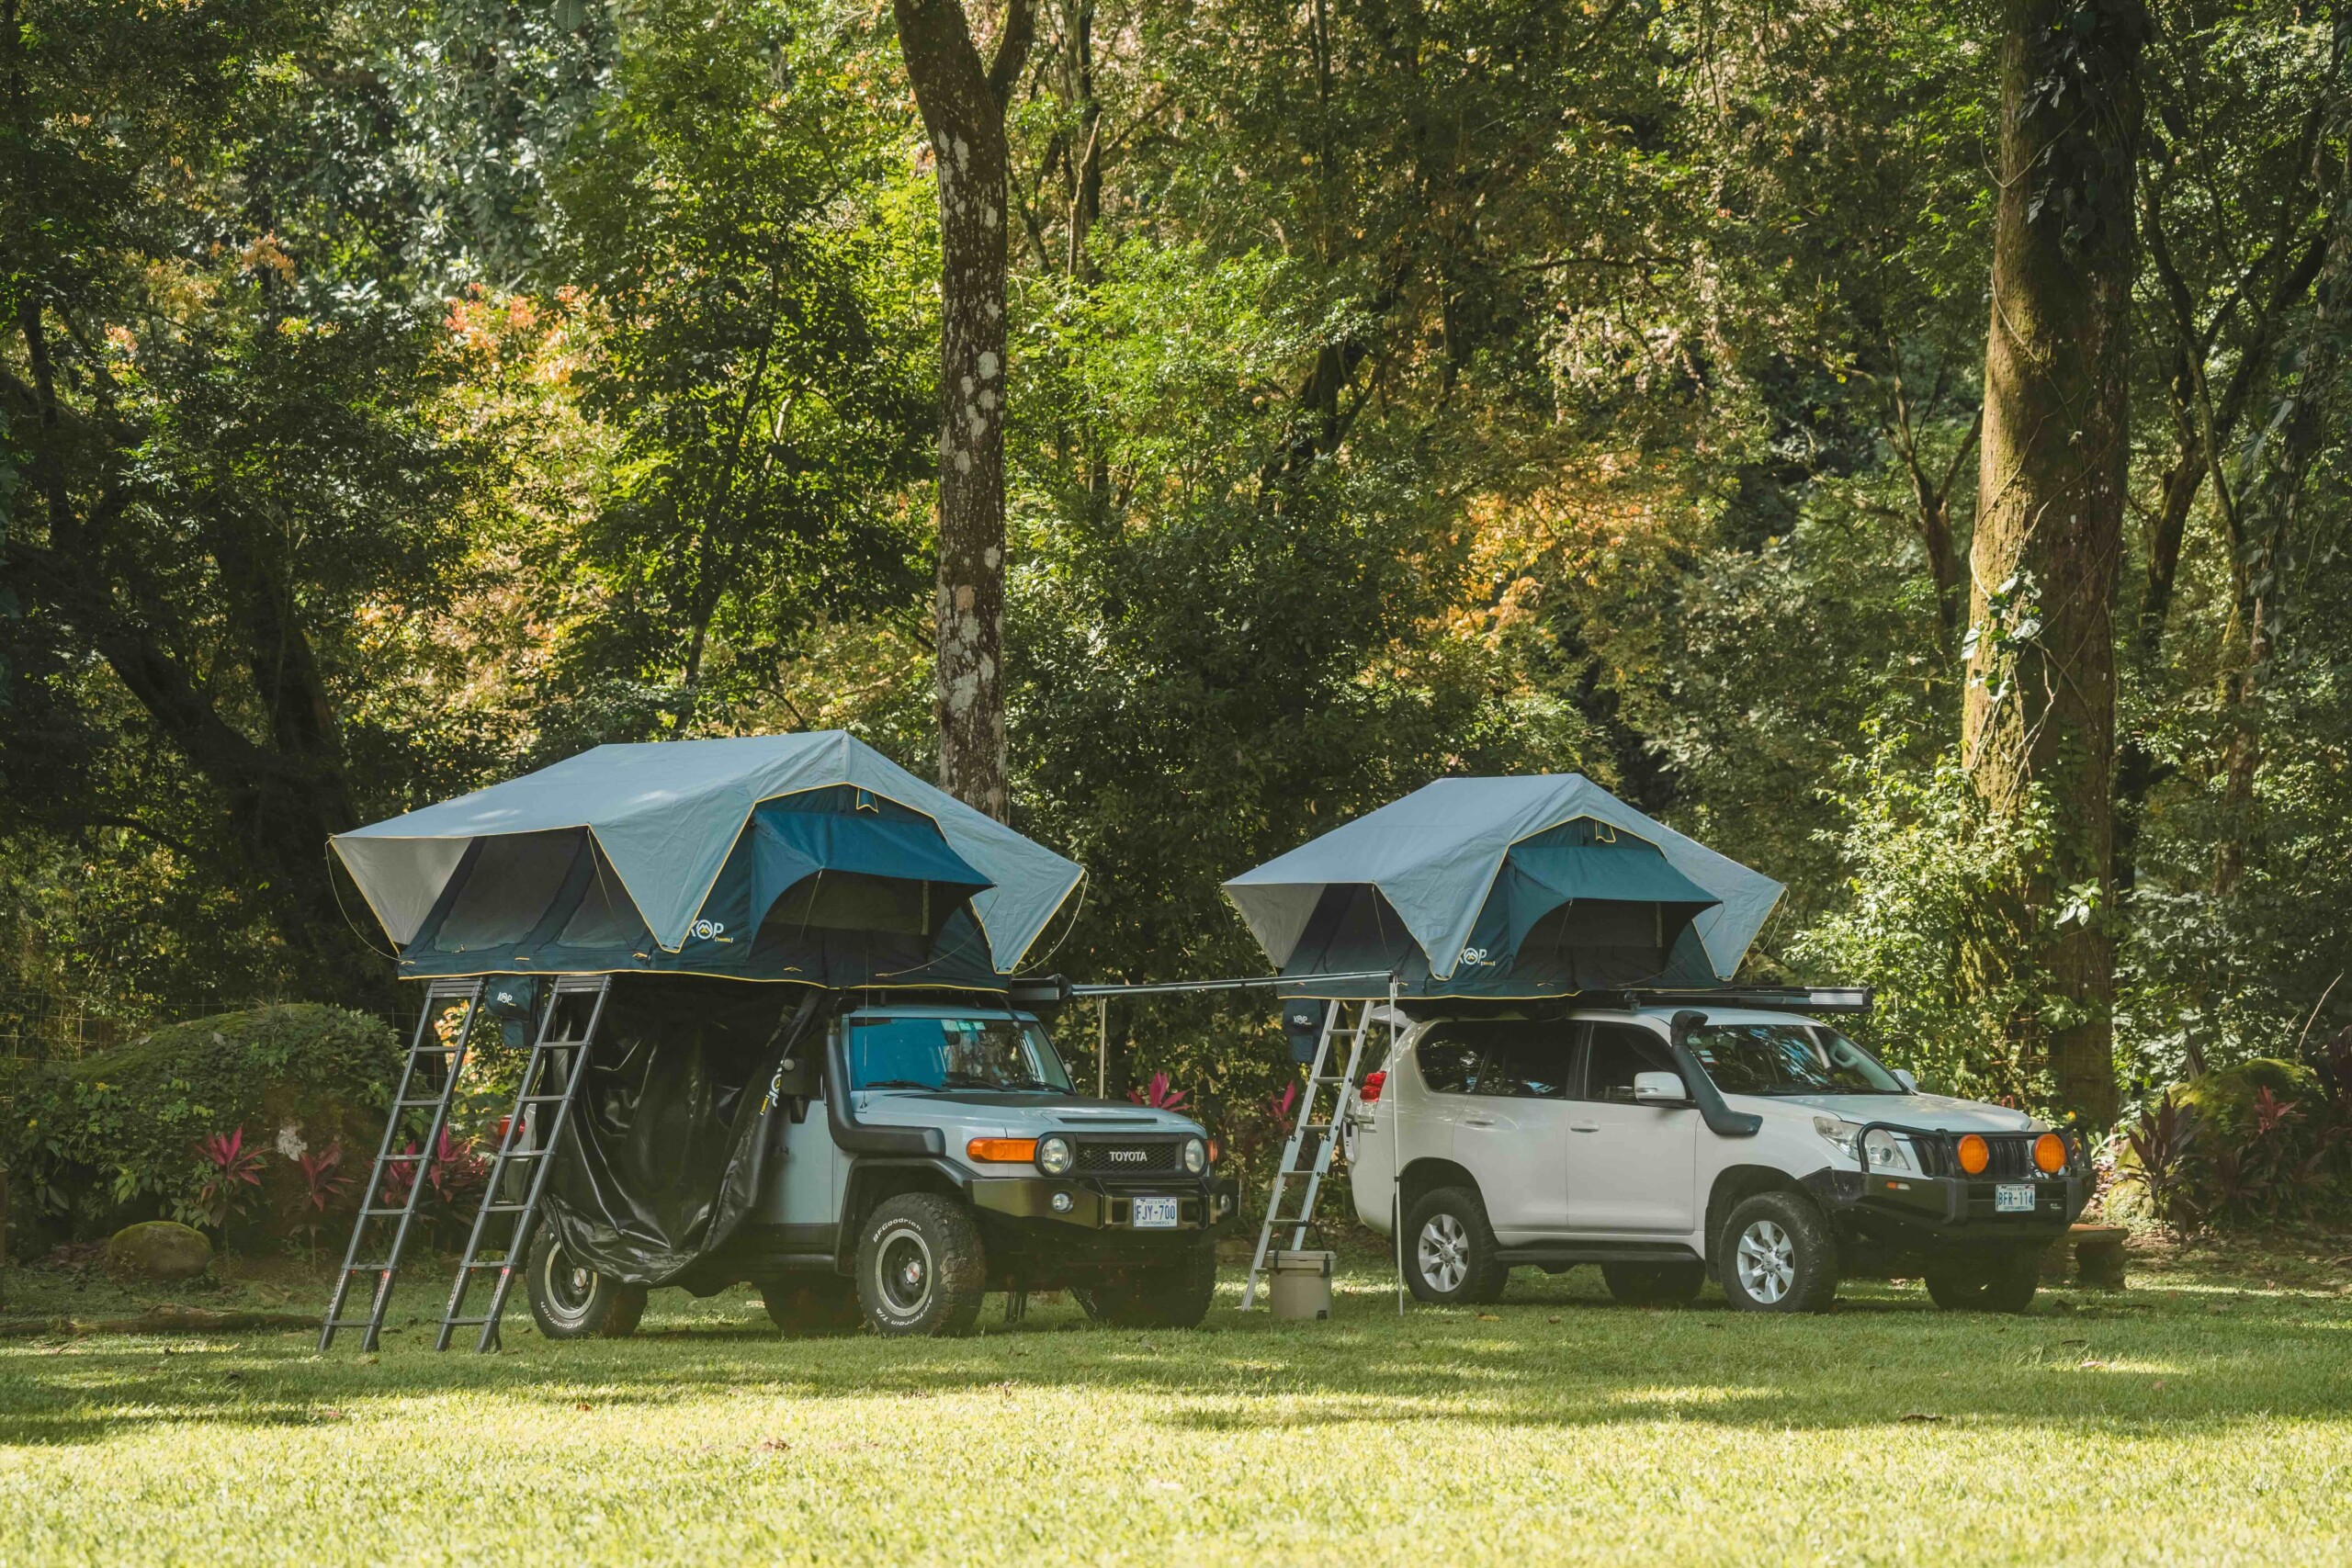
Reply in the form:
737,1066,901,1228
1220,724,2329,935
1182,1136,1207,1174
1814,1116,1918,1174
1036,1134,1074,1176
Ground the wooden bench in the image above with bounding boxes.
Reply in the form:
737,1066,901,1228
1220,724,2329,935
2040,1224,2130,1289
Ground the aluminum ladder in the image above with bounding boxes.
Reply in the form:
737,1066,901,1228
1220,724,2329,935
437,975,611,1351
1239,998,1376,1310
320,979,489,1351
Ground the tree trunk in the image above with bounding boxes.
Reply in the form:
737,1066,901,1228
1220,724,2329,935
893,0,1035,821
1962,0,2145,1127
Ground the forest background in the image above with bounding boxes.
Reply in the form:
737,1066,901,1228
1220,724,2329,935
2,0,2347,1185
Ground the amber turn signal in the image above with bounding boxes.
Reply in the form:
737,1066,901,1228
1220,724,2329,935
2033,1132,2067,1174
966,1137,1038,1163
1955,1133,1991,1175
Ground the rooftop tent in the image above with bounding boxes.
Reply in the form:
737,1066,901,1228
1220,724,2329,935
1223,774,1784,998
332,732,1084,989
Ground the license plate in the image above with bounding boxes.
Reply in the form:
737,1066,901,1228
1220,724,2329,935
1995,1183,2037,1214
1131,1196,1180,1229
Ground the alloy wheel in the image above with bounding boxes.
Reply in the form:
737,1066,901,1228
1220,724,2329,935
1735,1219,1795,1304
1418,1213,1470,1294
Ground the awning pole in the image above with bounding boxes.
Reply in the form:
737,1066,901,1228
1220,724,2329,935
1391,974,1405,1314
1096,996,1108,1100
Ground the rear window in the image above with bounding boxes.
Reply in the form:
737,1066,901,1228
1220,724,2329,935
1413,1021,1573,1098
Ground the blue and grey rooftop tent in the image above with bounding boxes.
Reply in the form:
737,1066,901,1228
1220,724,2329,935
1222,774,1783,998
331,731,1084,991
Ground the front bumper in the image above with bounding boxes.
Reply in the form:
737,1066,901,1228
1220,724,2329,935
1802,1165,2088,1257
969,1173,1239,1235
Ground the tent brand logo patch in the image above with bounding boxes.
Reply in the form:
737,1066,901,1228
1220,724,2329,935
691,919,728,941
1460,946,1495,966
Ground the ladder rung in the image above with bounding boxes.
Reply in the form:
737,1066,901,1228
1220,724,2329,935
481,1202,529,1214
342,1263,395,1274
360,1206,411,1217
394,1098,444,1109
462,1258,515,1269
516,1093,569,1104
380,1152,427,1163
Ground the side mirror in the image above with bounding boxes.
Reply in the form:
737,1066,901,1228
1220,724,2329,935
1894,1068,1918,1094
1633,1070,1690,1106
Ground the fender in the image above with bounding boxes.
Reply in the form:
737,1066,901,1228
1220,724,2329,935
1669,1009,1763,1138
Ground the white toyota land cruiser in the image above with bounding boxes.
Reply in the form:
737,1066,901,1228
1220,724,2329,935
1347,1002,2088,1313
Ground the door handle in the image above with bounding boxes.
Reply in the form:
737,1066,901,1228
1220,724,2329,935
1464,1117,1497,1128
1569,1122,1600,1133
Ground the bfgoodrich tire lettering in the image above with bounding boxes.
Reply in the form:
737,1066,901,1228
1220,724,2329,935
855,1193,988,1337
1715,1190,1838,1314
1404,1186,1509,1305
525,1230,648,1339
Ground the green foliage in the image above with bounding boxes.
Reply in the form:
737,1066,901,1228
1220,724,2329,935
1790,727,2073,1106
0,1005,400,1247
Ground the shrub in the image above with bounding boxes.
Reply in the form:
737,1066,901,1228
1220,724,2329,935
0,1003,401,1249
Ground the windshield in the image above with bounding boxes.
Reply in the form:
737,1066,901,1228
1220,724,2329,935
848,1014,1074,1094
1686,1023,1903,1096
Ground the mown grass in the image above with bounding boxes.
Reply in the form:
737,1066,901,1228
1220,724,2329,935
2,1238,2349,1566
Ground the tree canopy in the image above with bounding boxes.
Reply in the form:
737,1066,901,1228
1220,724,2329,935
3,0,2347,1135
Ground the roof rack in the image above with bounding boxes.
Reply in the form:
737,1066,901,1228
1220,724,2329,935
1624,985,1873,1015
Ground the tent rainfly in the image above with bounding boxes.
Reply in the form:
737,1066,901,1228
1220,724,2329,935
1222,774,1784,998
332,731,1083,991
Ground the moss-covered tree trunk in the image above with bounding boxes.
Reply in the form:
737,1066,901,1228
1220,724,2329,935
893,0,1035,821
1962,0,2145,1127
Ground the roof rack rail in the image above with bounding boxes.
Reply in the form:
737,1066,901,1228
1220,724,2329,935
1626,986,1873,1015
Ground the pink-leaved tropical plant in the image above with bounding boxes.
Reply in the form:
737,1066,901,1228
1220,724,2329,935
192,1127,266,1233
294,1141,354,1258
1127,1071,1189,1111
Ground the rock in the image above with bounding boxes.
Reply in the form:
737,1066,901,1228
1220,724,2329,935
106,1221,212,1282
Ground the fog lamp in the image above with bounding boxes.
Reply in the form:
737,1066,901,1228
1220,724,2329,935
1050,1190,1074,1213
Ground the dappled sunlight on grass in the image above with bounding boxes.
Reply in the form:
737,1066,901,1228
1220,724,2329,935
2,1251,2349,1562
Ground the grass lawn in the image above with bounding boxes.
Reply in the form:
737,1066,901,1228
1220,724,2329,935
3,1233,2350,1565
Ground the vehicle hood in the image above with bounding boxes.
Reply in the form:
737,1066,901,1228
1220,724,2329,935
854,1090,1205,1140
1739,1091,2041,1133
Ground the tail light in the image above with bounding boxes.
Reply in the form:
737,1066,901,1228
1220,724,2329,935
494,1115,514,1146
1358,1070,1386,1104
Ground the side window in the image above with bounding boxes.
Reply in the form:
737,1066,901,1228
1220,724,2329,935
1582,1024,1672,1104
1482,1034,1573,1099
1416,1037,1483,1095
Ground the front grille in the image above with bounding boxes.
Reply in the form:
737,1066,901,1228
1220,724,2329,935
1916,1132,2048,1179
1073,1138,1182,1174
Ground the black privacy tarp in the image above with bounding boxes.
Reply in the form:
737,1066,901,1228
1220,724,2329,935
539,976,808,1292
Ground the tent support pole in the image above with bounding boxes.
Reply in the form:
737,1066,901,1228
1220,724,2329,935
1096,996,1107,1100
1390,975,1405,1314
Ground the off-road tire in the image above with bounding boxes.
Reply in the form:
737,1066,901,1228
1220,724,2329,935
855,1193,989,1337
1923,1246,2041,1314
1404,1186,1510,1305
762,1276,865,1337
525,1230,648,1339
1716,1191,1838,1314
1074,1245,1220,1328
1601,1261,1707,1305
